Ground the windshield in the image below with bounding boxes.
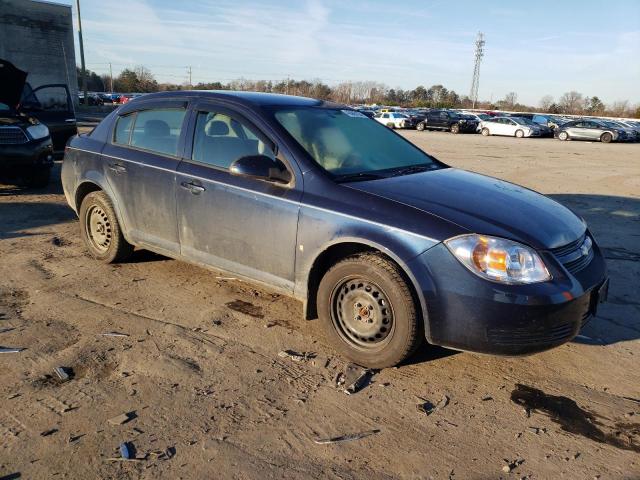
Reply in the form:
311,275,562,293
272,107,441,179
514,117,536,126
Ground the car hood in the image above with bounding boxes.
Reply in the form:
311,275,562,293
0,58,27,109
348,168,586,250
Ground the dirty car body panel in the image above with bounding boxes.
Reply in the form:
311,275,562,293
62,91,608,357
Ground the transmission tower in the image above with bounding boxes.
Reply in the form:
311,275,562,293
469,32,485,109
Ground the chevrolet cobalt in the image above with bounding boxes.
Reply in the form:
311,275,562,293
61,91,608,368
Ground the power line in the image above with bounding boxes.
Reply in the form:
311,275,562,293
470,32,485,109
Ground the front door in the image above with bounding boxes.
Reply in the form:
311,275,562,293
176,104,301,291
102,102,188,254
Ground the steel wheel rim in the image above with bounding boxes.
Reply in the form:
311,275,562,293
85,205,112,253
330,276,395,350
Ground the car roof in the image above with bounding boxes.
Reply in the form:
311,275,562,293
124,90,336,108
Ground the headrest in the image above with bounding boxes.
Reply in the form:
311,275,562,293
144,119,170,137
205,120,229,136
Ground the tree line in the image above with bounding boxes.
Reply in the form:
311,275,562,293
77,66,640,118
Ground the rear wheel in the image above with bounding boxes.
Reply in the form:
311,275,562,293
515,129,524,138
317,253,422,368
416,122,425,131
558,131,569,141
600,132,613,143
79,191,133,263
481,127,490,136
450,123,460,134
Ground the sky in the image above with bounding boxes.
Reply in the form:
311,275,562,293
56,0,640,105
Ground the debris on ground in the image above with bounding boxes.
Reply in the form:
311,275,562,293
278,349,313,362
100,332,129,337
0,346,25,353
54,366,72,382
417,394,450,416
0,327,15,334
335,363,373,395
107,411,137,425
40,429,58,437
502,458,525,473
481,395,493,401
314,429,380,444
119,442,132,459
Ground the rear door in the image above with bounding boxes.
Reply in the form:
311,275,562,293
20,83,77,157
176,101,301,291
101,100,188,254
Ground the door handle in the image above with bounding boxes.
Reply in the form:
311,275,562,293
65,118,77,123
180,181,205,194
108,163,127,174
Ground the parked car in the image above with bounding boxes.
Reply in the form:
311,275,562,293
555,119,625,143
0,58,55,187
532,114,567,131
417,110,478,133
601,120,638,142
616,120,640,141
79,93,104,106
62,91,608,368
480,116,542,138
374,112,415,129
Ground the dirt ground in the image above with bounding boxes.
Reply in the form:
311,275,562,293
1,130,638,480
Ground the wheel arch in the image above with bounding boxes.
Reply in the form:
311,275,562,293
303,239,427,331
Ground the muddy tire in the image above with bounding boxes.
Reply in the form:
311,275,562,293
558,131,569,141
416,122,425,131
481,127,490,136
23,167,51,189
600,132,613,143
79,191,133,263
317,253,422,368
450,123,460,134
515,129,524,138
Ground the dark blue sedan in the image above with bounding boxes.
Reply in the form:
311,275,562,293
61,91,608,368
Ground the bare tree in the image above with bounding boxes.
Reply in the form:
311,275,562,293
609,100,630,117
559,91,584,115
503,92,518,109
539,95,554,112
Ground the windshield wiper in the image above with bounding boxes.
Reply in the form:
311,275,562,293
388,164,438,177
333,172,387,183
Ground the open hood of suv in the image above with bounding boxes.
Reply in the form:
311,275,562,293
0,58,27,108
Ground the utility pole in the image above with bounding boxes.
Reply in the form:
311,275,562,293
469,32,485,109
109,62,113,92
187,66,192,89
75,0,88,103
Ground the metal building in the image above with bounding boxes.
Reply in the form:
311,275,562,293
0,0,77,101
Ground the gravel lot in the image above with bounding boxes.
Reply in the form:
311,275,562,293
1,130,638,479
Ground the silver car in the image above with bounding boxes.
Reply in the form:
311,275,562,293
556,119,624,143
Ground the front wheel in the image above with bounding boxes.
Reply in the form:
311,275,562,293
558,131,569,141
450,124,460,134
386,122,395,129
317,253,422,368
600,132,613,143
79,191,134,263
481,127,490,136
416,122,425,131
515,129,524,138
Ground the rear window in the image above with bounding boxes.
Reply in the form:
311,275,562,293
114,114,134,145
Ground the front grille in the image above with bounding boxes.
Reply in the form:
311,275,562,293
0,126,28,145
550,233,593,274
487,321,577,346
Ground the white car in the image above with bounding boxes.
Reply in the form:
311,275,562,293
374,112,413,129
480,116,542,138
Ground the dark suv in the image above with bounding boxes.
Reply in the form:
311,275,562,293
416,110,478,133
62,91,608,368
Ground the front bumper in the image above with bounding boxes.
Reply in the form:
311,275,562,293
0,137,54,172
408,240,607,355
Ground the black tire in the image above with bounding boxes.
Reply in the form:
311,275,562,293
416,122,425,131
386,122,395,129
23,167,51,188
481,127,490,136
450,123,460,134
600,132,613,143
79,191,133,263
515,129,524,138
558,131,569,141
317,253,422,368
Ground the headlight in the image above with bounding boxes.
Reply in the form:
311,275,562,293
444,234,552,284
26,123,50,140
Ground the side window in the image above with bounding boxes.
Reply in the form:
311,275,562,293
382,113,389,119
129,109,186,156
114,113,135,145
191,112,275,169
440,111,448,118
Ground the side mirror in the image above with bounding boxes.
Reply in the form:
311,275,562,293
230,155,291,184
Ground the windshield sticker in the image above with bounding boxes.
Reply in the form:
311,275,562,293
341,109,368,118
